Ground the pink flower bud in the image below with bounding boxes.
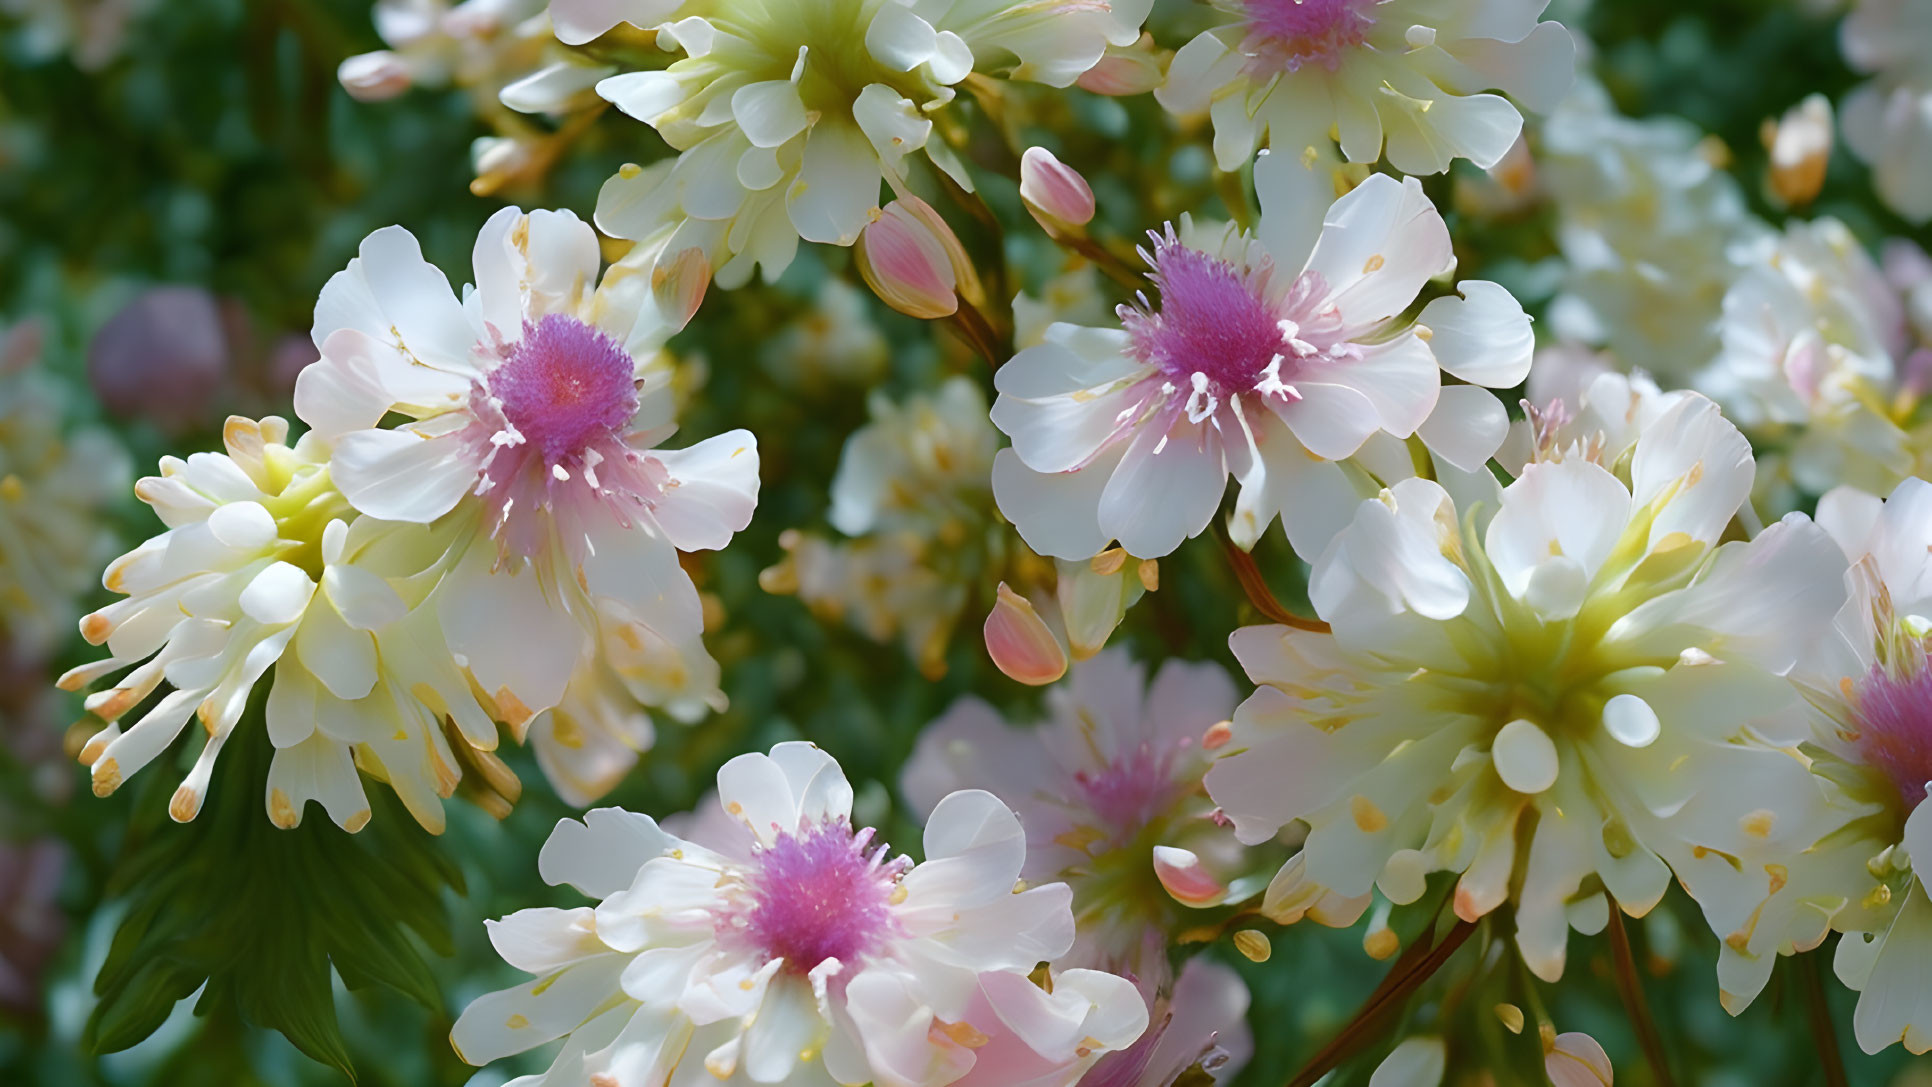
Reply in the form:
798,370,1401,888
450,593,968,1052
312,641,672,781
1544,1031,1613,1087
1077,36,1164,96
856,199,960,319
88,286,231,434
338,51,413,102
1020,147,1096,234
983,583,1066,685
1152,845,1229,906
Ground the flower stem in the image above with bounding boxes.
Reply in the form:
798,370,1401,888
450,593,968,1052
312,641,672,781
1798,951,1850,1087
1283,918,1478,1087
1217,530,1330,633
1605,905,1678,1087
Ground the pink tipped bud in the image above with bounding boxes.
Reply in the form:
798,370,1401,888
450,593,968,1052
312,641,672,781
1544,1031,1613,1087
984,583,1067,685
856,200,961,319
1152,845,1229,906
1020,147,1096,234
1077,36,1164,96
338,51,413,102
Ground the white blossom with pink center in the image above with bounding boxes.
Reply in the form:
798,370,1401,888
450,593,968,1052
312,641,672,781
295,206,757,731
1773,480,1932,1054
991,167,1533,562
452,743,1148,1087
901,650,1255,1085
1156,0,1575,175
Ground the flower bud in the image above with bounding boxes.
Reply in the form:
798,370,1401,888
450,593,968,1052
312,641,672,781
1544,1031,1613,1087
856,199,960,319
1020,147,1096,235
983,583,1066,685
1762,93,1832,208
338,50,414,102
88,286,231,434
1077,35,1164,96
1152,845,1229,906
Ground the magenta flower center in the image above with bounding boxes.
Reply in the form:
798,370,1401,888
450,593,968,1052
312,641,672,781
740,820,907,973
485,313,639,465
1850,660,1932,811
1237,0,1379,73
1121,231,1357,421
1074,741,1186,836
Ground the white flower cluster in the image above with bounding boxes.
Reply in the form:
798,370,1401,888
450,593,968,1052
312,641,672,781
66,207,759,833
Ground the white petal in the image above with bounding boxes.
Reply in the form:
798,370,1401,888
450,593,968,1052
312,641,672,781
537,807,680,897
787,123,883,245
240,561,317,626
1303,175,1453,335
331,428,479,523
733,80,810,148
1491,719,1558,794
1417,280,1533,387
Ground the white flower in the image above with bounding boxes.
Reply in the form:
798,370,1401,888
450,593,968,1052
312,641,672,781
1841,0,1932,223
590,0,1142,286
343,0,606,106
1781,481,1932,1054
0,320,130,657
763,377,1014,678
296,206,757,729
1539,78,1767,381
64,417,496,832
1155,0,1575,174
991,167,1532,562
451,742,1148,1086
1204,396,1852,986
1497,346,1693,478
903,649,1246,981
1702,218,1926,510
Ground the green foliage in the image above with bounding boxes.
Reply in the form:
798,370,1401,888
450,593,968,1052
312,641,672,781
84,707,462,1080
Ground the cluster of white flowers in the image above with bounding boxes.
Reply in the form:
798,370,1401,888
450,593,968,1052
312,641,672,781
0,319,129,661
454,743,1149,1086
65,207,759,832
64,0,1932,1076
582,0,1143,286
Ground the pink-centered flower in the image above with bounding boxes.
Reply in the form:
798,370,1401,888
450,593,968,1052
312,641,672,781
1785,480,1932,1054
452,742,1148,1087
296,207,758,725
991,167,1532,562
903,651,1256,1085
1157,0,1575,174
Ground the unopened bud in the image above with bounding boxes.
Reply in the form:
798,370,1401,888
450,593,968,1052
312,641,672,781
983,583,1066,685
338,51,413,102
88,286,230,434
1763,93,1832,208
856,199,960,319
1077,35,1164,96
1152,845,1229,906
1544,1031,1614,1087
1020,147,1096,235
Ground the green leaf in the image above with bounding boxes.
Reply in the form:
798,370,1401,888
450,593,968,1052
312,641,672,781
84,699,465,1081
